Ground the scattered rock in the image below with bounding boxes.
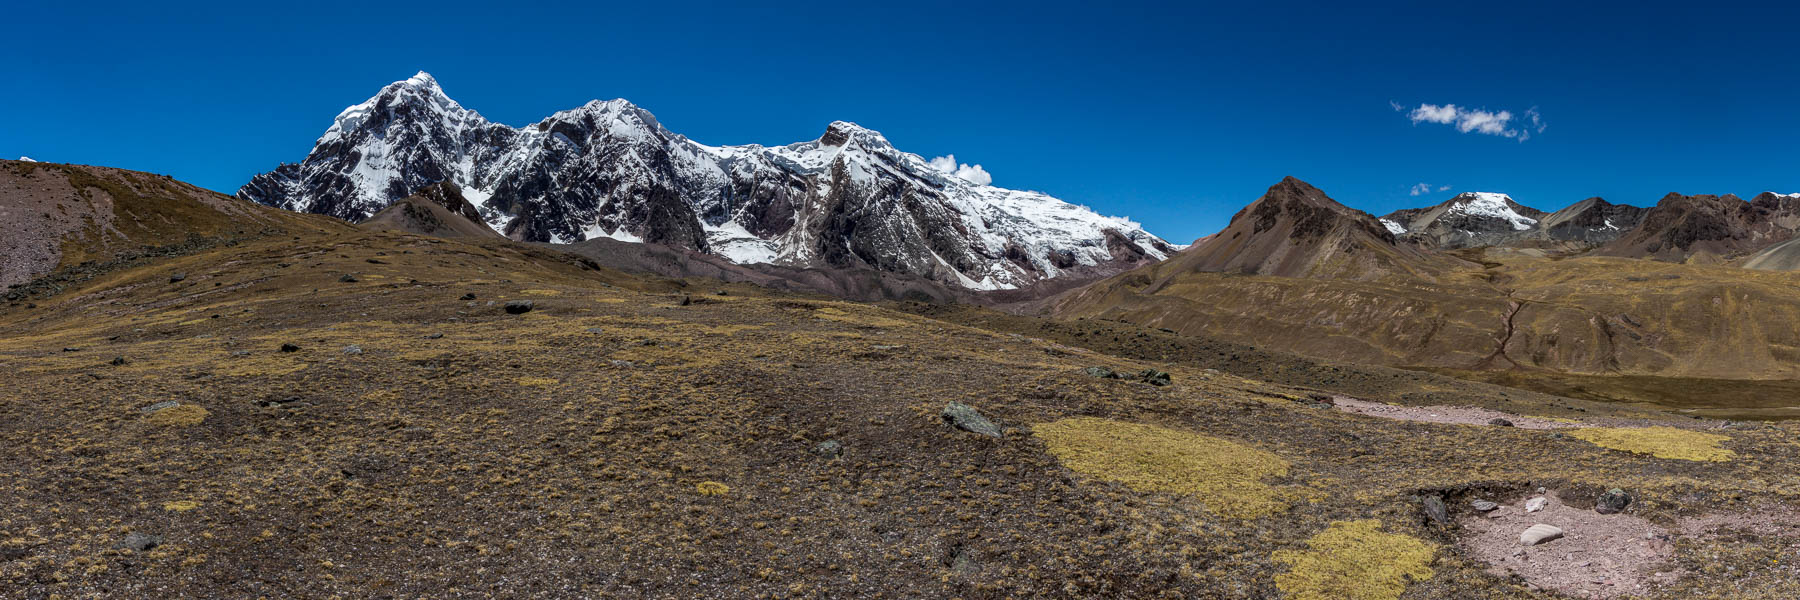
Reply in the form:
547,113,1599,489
1421,495,1450,524
677,295,692,306
503,300,534,314
109,356,128,366
460,293,476,301
365,258,386,264
1137,369,1172,386
609,360,635,368
61,347,80,352
140,400,181,414
169,273,186,283
1596,488,1632,515
1489,418,1515,427
424,333,443,339
1525,497,1548,513
117,532,162,552
941,402,1002,438
341,345,363,355
1471,499,1499,512
339,274,358,283
1519,524,1564,546
1081,366,1117,379
812,440,843,460
714,290,728,296
230,350,250,357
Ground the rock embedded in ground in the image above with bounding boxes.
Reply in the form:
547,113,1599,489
424,333,443,339
169,273,186,283
941,402,1002,438
341,345,362,355
117,532,161,552
1596,488,1632,514
460,293,476,300
109,356,127,366
140,400,180,414
1519,523,1564,545
1489,418,1515,427
1082,366,1117,378
812,440,843,460
339,274,358,283
1137,369,1172,386
1421,494,1450,524
1525,497,1548,512
1471,499,1499,512
280,343,300,353
504,300,534,314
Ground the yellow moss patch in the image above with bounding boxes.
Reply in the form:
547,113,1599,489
145,404,209,426
1272,519,1435,600
695,481,730,496
163,500,201,512
520,289,561,296
1033,417,1291,518
516,377,560,387
1570,426,1735,462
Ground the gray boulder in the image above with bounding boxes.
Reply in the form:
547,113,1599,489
941,402,1001,438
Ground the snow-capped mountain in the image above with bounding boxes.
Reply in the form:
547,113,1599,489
242,72,1176,290
1380,192,1650,249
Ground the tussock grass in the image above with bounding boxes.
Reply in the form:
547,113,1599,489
1033,417,1291,518
1571,426,1735,462
145,404,209,426
1272,519,1435,600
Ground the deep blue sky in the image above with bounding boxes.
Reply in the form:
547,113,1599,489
4,1,1798,242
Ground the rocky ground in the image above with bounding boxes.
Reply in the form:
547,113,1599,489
4,227,1800,599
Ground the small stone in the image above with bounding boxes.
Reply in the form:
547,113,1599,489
169,273,186,283
714,290,728,296
460,293,477,301
140,400,181,414
118,532,162,552
341,345,363,355
610,360,635,368
812,440,843,460
1520,524,1564,546
280,343,301,353
1081,366,1116,378
1596,488,1632,515
504,300,534,314
110,356,128,366
61,347,80,352
940,402,1001,438
1471,499,1499,512
424,333,444,339
1137,369,1172,386
677,295,692,306
1525,497,1548,513
230,350,250,357
1489,418,1515,427
339,274,358,283
1421,495,1449,524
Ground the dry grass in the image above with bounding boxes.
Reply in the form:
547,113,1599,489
1033,417,1292,518
144,404,209,426
1272,519,1435,600
1571,426,1736,462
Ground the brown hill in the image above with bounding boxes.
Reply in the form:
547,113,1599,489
1048,180,1800,383
358,181,502,238
1169,176,1457,281
1,160,316,292
1593,192,1800,261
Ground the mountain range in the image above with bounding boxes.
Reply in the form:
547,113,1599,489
240,72,1175,291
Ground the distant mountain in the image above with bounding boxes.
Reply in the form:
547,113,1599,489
1176,176,1452,280
242,72,1174,290
1379,192,1647,250
1593,192,1800,261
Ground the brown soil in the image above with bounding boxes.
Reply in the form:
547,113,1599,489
1459,492,1675,599
1331,397,1582,429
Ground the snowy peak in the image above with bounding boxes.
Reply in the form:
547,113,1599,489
241,73,1175,291
1443,192,1540,231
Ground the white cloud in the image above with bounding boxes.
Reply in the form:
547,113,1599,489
1399,102,1541,141
929,154,993,186
1437,184,1452,191
1409,183,1433,196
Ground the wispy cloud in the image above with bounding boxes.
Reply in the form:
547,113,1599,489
1393,102,1546,142
1409,183,1432,196
929,155,993,186
1437,184,1451,192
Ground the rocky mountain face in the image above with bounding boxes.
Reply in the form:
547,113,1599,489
242,72,1174,290
1594,192,1800,261
1379,193,1649,250
1172,176,1452,281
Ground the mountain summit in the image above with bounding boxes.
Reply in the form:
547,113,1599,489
240,73,1175,290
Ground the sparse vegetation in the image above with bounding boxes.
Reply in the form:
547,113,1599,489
1571,426,1736,461
1034,417,1292,518
1272,519,1435,600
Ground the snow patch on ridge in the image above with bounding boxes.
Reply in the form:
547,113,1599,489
1451,192,1536,230
1380,218,1407,235
17,156,36,162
